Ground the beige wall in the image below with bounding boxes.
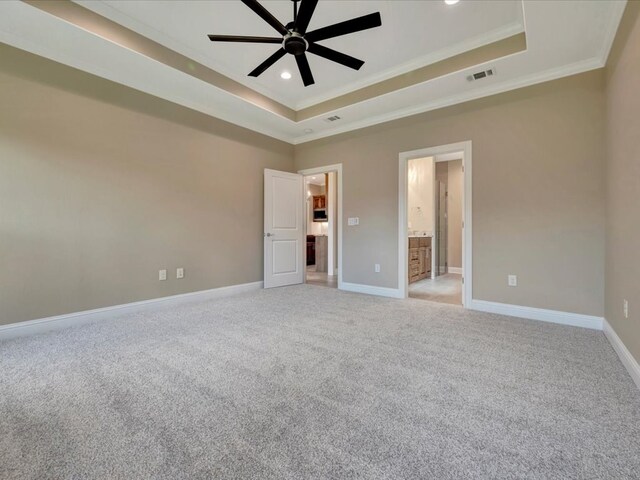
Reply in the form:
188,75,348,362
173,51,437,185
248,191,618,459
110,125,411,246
0,36,617,327
0,44,293,326
447,160,463,269
605,1,640,363
295,71,605,316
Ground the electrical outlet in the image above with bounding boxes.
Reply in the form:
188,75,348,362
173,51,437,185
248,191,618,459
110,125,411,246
375,264,381,273
508,275,517,287
159,269,167,281
176,267,184,279
624,299,629,319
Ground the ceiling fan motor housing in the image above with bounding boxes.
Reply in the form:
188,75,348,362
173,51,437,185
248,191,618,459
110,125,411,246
283,32,308,55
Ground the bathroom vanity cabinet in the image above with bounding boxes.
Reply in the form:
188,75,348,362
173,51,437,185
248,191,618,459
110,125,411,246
409,237,431,284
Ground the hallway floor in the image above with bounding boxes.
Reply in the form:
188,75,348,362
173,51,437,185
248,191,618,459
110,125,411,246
409,273,462,305
306,265,337,288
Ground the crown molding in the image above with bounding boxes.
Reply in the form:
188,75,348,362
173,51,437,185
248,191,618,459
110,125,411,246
4,0,626,146
74,0,300,110
598,0,628,66
292,0,626,144
295,22,525,110
292,56,604,145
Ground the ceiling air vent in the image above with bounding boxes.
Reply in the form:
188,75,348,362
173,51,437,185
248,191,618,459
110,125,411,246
467,68,495,82
324,115,342,123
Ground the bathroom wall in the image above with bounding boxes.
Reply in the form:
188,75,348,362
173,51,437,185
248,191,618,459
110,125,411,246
434,160,462,270
407,156,434,234
447,160,463,270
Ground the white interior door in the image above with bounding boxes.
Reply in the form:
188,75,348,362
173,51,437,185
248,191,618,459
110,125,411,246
264,169,304,288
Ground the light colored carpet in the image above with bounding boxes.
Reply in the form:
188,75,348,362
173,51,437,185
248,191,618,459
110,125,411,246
1,285,639,479
409,273,462,305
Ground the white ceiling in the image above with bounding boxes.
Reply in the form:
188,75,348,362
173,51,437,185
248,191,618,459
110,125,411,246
77,0,525,109
0,1,627,144
305,174,325,186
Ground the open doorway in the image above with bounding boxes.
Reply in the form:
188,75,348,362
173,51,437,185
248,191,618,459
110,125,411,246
299,164,342,289
398,142,472,306
410,155,463,304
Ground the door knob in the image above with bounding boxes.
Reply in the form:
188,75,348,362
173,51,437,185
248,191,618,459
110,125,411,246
264,233,275,237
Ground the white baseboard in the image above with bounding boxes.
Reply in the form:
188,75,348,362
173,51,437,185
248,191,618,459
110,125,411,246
0,281,263,341
340,282,403,299
467,299,603,330
603,319,640,390
448,267,463,274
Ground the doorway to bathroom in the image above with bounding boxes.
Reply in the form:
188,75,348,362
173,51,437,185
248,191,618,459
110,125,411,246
398,142,472,306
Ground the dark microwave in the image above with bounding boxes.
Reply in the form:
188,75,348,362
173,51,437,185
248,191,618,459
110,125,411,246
313,209,327,222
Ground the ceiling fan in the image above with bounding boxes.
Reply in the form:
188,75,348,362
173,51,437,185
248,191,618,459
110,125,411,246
207,0,382,87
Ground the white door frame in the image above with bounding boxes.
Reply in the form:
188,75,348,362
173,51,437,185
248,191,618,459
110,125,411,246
298,163,343,289
398,141,472,306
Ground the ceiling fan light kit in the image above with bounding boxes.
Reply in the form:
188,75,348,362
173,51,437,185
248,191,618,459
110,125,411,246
207,0,382,87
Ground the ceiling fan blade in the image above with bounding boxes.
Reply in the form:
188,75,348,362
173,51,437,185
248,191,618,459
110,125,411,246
307,43,364,70
305,12,382,43
248,48,287,77
240,0,289,36
207,35,282,44
294,0,318,35
295,53,315,86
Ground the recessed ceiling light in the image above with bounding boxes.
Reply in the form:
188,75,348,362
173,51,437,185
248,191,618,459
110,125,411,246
444,0,460,5
280,71,292,80
304,128,314,134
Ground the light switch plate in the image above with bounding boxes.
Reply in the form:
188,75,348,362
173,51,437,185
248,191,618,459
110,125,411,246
159,269,167,281
348,217,360,226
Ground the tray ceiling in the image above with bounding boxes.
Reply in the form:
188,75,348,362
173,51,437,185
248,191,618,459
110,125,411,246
77,0,525,109
0,0,627,144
